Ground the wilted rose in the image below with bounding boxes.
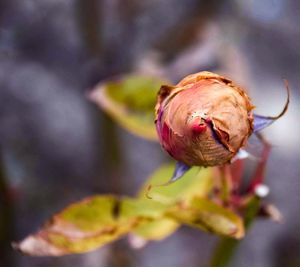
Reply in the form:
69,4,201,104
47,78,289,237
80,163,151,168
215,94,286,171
155,71,254,167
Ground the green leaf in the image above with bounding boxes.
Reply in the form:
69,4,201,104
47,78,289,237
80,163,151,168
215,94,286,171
14,165,243,256
133,164,213,241
139,164,213,204
133,218,179,241
120,197,169,219
167,198,244,239
14,195,129,256
122,197,179,240
14,195,175,256
89,75,166,141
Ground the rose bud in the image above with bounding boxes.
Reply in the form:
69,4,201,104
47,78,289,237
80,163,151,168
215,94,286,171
155,71,254,169
153,71,254,183
153,71,289,188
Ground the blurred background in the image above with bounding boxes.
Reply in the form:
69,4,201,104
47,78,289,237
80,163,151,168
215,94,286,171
0,0,299,266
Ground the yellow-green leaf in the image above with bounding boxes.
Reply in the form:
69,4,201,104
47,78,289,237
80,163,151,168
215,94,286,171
133,218,179,240
120,197,168,219
14,195,131,256
14,195,177,256
89,75,166,141
122,197,179,240
133,164,213,241
167,198,244,239
139,164,213,204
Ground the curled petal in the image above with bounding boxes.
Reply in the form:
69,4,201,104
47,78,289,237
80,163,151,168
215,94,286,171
253,80,290,133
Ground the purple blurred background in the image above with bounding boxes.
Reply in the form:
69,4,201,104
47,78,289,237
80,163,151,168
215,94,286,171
0,0,299,266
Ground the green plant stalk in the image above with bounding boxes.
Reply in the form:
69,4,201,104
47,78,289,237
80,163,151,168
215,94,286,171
219,166,233,204
210,133,270,267
209,197,260,267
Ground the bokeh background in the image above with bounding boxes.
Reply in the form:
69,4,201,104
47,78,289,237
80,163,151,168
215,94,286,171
0,0,299,266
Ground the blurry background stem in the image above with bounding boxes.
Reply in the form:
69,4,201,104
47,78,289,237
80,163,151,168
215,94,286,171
0,152,14,267
100,113,123,193
76,0,102,57
76,0,123,194
76,1,134,266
